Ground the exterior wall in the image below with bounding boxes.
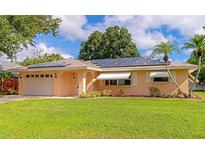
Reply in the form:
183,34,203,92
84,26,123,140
19,70,99,96
19,69,189,97
98,69,189,96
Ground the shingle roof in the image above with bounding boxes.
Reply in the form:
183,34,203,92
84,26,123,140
89,57,166,68
28,60,70,68
0,61,21,71
22,57,197,71
28,58,100,69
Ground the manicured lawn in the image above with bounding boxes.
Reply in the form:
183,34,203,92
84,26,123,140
0,97,205,139
194,91,205,99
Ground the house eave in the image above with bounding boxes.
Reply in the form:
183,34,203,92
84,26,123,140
10,64,197,73
100,65,198,72
11,66,102,72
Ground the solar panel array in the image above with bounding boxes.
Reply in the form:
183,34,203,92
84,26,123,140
28,60,70,68
90,57,166,67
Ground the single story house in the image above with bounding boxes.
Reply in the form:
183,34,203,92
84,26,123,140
0,61,21,72
13,57,198,96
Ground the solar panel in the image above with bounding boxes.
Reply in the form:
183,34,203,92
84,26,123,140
90,57,166,67
28,60,70,68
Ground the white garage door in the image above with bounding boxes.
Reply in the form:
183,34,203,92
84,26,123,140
25,77,53,96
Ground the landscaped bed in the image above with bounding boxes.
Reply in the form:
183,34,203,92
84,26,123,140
194,91,205,99
0,97,205,139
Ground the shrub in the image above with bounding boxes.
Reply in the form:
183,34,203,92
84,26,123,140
101,89,112,97
161,93,177,98
149,87,161,97
93,91,101,97
79,92,89,98
6,88,18,95
118,89,125,96
89,92,97,98
80,90,112,98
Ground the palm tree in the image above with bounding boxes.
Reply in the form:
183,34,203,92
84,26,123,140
183,34,205,96
150,41,187,97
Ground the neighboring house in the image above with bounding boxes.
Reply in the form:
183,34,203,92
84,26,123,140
0,61,21,72
12,57,197,96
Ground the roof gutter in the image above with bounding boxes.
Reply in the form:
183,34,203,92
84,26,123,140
10,66,102,72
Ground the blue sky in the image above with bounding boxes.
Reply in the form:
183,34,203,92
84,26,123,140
12,15,205,62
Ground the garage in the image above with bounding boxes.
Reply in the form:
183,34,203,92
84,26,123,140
24,74,53,96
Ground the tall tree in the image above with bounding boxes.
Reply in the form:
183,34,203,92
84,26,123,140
78,31,103,60
78,26,139,60
183,34,205,96
187,53,205,84
0,15,61,62
151,41,187,97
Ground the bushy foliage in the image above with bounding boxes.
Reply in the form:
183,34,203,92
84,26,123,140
0,72,16,78
80,90,112,98
149,87,161,97
100,89,112,97
20,53,64,66
6,88,18,95
118,89,125,96
0,15,61,61
78,26,140,60
0,78,18,94
187,54,205,84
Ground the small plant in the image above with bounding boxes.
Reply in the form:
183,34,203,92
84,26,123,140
80,90,112,98
6,88,18,95
89,92,97,98
94,91,101,97
149,87,161,97
118,89,125,96
101,89,112,97
79,92,89,98
161,92,178,98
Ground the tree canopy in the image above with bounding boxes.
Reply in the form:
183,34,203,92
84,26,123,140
151,41,177,62
184,34,205,84
78,26,140,60
0,15,61,62
20,53,64,66
187,53,205,84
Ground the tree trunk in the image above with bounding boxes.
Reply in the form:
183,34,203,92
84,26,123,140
165,62,187,97
189,56,202,97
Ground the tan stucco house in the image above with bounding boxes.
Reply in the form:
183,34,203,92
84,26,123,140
13,57,197,96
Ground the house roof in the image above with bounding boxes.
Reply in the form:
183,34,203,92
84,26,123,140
27,58,100,69
13,57,198,72
0,61,21,71
89,57,166,68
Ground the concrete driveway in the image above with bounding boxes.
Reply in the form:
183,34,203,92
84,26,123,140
0,95,78,103
0,95,43,103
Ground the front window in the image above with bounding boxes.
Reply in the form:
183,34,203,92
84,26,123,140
118,79,131,85
104,79,131,86
105,80,109,85
110,80,117,85
152,77,169,82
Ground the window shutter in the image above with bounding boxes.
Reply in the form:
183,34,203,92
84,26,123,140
170,71,176,82
131,72,137,86
146,72,151,83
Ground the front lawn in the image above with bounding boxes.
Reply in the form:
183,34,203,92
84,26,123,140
194,90,205,99
0,97,205,139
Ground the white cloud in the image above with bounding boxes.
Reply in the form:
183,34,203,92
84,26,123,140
100,15,205,49
143,50,153,57
184,48,193,55
0,42,73,62
56,15,205,50
54,15,90,41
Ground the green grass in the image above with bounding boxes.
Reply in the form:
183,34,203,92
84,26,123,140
0,97,205,139
194,91,205,99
